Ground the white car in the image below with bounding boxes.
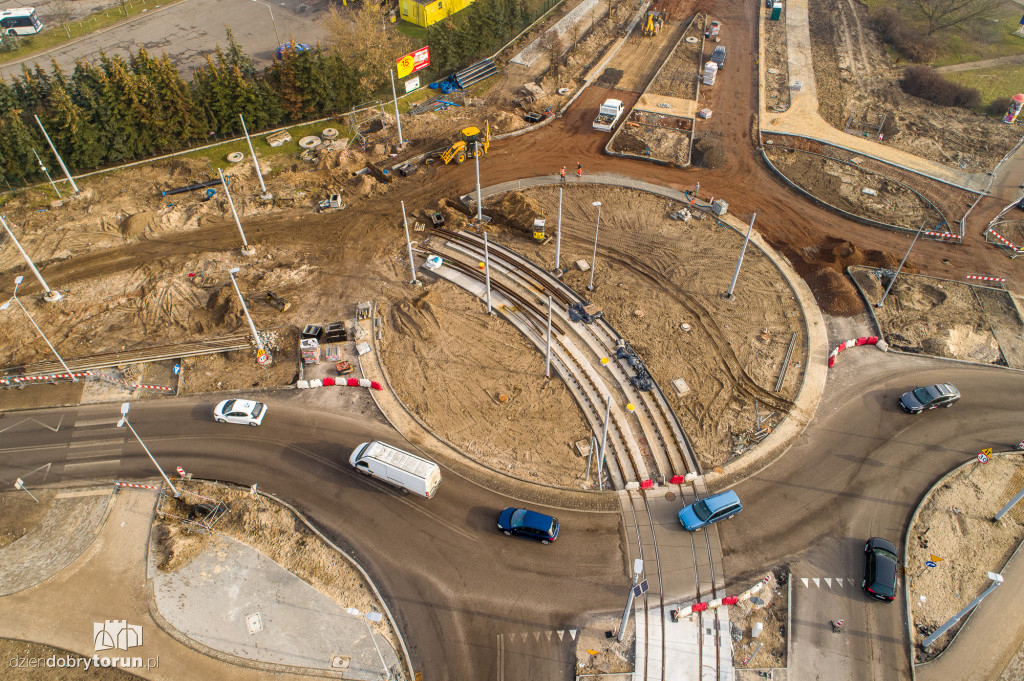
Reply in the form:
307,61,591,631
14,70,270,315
213,399,267,426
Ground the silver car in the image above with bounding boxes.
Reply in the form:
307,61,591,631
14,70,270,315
213,399,267,426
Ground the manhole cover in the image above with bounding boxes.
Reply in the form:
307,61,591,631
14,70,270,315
664,491,676,501
330,655,351,669
245,613,263,634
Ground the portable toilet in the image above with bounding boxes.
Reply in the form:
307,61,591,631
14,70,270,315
702,61,718,86
770,2,782,20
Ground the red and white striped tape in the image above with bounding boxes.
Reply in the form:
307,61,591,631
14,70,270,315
0,371,93,385
176,467,187,478
966,274,1007,283
986,227,1023,252
921,230,961,241
98,372,174,392
828,336,880,368
113,481,159,490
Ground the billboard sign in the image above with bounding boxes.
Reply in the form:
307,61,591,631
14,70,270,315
397,46,430,78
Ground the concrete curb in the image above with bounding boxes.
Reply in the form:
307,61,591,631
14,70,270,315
142,478,416,680
358,303,622,513
905,451,1024,674
846,265,1024,374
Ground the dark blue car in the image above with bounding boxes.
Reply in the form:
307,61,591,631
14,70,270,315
497,507,559,544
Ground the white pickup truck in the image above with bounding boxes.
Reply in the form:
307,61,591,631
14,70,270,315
593,98,625,132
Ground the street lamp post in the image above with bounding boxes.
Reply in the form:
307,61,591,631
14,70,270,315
219,169,255,256
251,0,282,48
726,212,756,299
587,201,602,291
32,148,61,198
617,558,644,642
876,224,924,309
1,276,77,381
239,114,271,199
345,608,391,679
922,572,1003,648
117,402,180,497
228,267,272,366
1,215,62,302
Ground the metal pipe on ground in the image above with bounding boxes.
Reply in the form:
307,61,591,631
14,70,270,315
160,178,223,197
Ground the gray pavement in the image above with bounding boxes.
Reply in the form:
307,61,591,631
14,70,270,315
152,532,401,678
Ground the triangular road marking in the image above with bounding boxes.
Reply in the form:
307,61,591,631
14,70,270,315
836,578,843,587
545,631,552,641
520,633,528,643
557,630,565,641
801,578,809,588
533,631,541,642
812,578,820,588
569,629,578,640
824,578,832,588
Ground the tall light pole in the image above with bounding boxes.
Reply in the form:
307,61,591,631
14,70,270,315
922,572,1003,648
251,0,282,48
876,224,924,309
32,148,61,198
473,137,483,222
228,267,272,366
587,201,602,291
554,186,563,275
34,115,78,194
219,169,255,256
726,212,756,299
617,558,644,642
1,276,77,381
0,215,62,301
238,114,271,199
389,70,405,148
400,201,419,285
345,609,391,680
117,402,179,497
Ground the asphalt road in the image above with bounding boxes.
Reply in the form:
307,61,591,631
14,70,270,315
723,347,1024,681
0,0,329,81
0,396,627,680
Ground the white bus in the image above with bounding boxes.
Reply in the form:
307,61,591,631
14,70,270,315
0,7,43,36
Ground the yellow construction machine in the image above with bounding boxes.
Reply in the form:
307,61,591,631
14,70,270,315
642,10,666,36
440,121,490,165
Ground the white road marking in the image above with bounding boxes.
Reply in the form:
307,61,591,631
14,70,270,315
68,437,124,449
825,578,832,588
801,578,809,587
812,578,820,587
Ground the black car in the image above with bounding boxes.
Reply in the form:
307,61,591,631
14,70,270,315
497,507,559,544
863,537,899,602
898,383,960,414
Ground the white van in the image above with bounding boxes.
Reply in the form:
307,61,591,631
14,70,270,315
349,441,442,498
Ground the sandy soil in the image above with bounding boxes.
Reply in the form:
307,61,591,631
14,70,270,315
153,479,400,650
807,0,1020,172
0,639,138,679
762,6,791,114
0,487,59,549
909,454,1024,661
849,267,1024,367
574,614,633,675
731,568,788,670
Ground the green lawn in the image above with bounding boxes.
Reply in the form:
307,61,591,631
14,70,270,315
943,62,1024,106
0,0,187,66
860,0,1024,67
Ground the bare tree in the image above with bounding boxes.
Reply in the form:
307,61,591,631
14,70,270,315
910,0,1004,35
319,1,413,95
539,31,565,82
50,0,73,38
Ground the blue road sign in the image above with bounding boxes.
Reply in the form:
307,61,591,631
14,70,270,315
926,561,938,568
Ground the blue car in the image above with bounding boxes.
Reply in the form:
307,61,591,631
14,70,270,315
497,507,559,544
678,491,743,531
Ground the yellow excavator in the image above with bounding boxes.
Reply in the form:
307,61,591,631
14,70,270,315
642,10,666,36
440,121,490,165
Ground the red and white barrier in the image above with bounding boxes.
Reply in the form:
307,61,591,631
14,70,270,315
921,230,961,241
986,227,1023,252
113,481,159,490
0,371,93,386
97,372,174,392
296,377,383,391
828,336,885,368
671,574,773,620
966,274,1007,284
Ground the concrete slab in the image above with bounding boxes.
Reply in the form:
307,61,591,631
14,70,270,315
152,533,400,678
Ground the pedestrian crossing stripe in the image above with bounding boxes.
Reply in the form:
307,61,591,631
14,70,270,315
800,577,853,588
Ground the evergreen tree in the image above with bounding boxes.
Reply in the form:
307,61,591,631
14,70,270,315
46,84,104,169
0,109,41,186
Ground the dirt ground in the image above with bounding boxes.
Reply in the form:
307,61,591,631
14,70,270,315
730,567,788,670
807,0,1021,172
382,184,804,476
908,454,1024,661
574,614,634,675
0,487,60,549
0,639,138,679
762,6,791,114
849,267,1024,368
152,479,401,651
